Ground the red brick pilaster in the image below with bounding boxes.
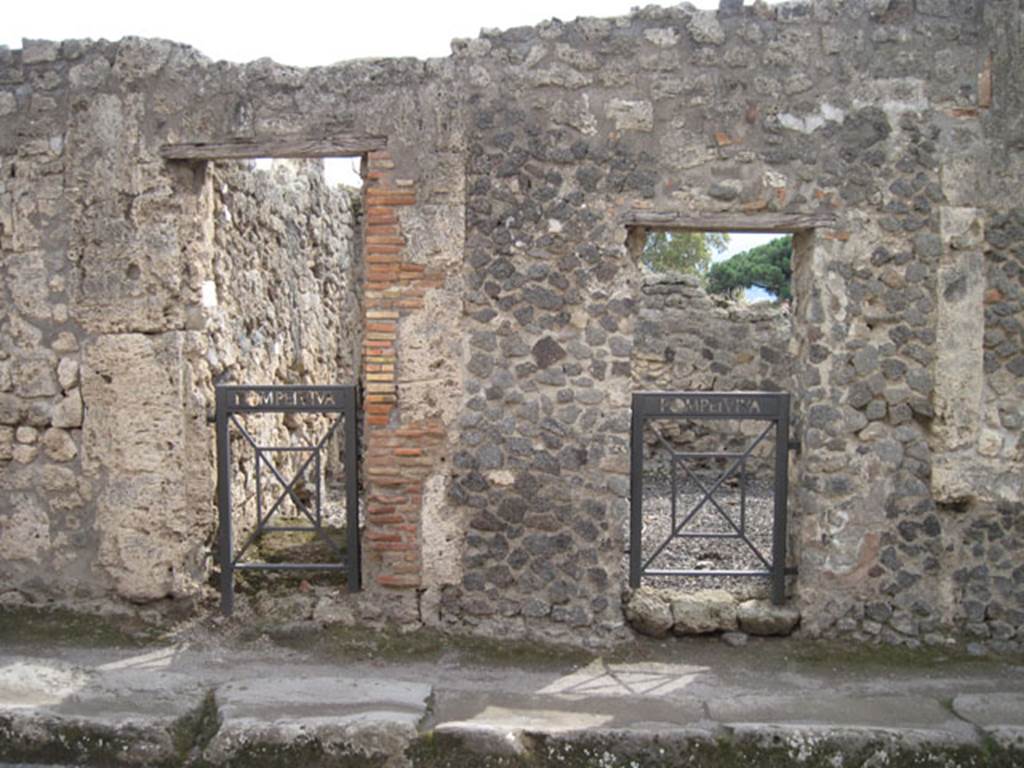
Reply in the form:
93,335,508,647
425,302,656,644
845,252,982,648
361,150,444,589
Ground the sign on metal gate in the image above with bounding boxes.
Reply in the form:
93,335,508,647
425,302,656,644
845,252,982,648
629,391,793,604
215,385,361,615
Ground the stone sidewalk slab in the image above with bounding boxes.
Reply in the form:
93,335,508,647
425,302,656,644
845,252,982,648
952,692,1024,727
952,692,1024,751
202,675,431,765
0,653,204,766
708,693,974,735
2,637,1024,766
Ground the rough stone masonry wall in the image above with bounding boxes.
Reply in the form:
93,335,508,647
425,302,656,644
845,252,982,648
1,0,1022,649
203,160,360,397
0,38,217,605
138,46,465,624
438,0,1024,647
933,207,1024,647
0,54,361,607
199,160,361,553
632,270,794,473
633,272,793,396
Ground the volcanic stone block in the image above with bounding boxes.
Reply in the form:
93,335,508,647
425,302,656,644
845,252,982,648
737,600,801,636
624,587,673,638
532,337,567,369
671,590,739,635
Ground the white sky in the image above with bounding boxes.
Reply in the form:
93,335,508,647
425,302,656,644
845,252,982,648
4,0,729,65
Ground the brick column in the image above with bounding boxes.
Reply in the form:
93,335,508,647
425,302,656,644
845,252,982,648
361,150,444,589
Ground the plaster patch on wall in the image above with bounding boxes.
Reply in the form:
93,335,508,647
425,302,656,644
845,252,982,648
200,280,217,309
932,209,986,496
0,493,50,563
396,289,463,426
778,102,846,134
853,78,928,123
420,472,463,588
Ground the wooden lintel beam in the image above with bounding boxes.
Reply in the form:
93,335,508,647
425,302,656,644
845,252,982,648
160,135,388,160
622,211,838,233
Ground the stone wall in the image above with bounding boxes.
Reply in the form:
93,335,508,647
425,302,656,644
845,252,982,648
633,271,793,395
632,269,793,476
203,160,360,397
200,160,362,558
0,37,213,604
0,91,361,606
434,0,1024,647
1,0,1022,649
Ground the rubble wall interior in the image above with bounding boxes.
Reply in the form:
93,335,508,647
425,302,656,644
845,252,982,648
629,271,796,598
633,272,794,396
0,0,1022,648
200,160,362,568
204,160,360,400
632,269,794,474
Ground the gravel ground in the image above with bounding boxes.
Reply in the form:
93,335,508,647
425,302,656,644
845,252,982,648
626,467,780,599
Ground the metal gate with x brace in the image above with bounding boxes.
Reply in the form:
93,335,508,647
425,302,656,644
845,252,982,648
629,391,796,605
215,384,361,615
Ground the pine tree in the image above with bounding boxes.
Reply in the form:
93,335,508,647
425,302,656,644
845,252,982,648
706,236,792,301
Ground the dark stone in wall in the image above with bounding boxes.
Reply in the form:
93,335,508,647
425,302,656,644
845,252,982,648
531,337,567,369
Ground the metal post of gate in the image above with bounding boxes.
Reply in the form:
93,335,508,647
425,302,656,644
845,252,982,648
629,390,796,596
215,386,234,617
343,386,361,592
213,384,361,615
770,393,791,606
629,393,645,589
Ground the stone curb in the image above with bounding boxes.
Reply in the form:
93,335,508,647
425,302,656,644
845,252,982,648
0,710,185,766
3,658,1024,768
412,723,1024,768
5,697,1024,767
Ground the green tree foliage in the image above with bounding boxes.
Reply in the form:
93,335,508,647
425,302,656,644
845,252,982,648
641,231,729,275
706,236,793,301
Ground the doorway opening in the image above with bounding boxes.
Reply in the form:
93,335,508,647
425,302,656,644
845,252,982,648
207,156,364,597
162,135,383,604
627,225,814,602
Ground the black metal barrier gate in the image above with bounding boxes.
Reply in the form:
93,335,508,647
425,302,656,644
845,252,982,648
629,391,793,605
215,385,361,615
